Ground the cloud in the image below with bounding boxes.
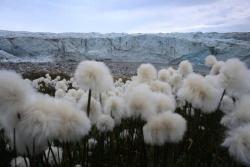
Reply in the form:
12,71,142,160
0,0,249,33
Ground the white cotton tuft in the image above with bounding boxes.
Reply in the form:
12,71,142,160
10,156,30,167
169,74,183,95
96,114,115,132
0,70,34,116
75,89,85,102
55,89,66,98
126,84,157,121
210,61,225,75
177,73,222,113
177,60,193,78
104,96,126,124
222,124,250,166
11,94,91,154
143,112,186,145
74,60,113,92
137,64,157,83
78,95,102,125
205,55,217,67
154,93,176,113
220,95,234,114
43,147,63,166
158,69,170,83
55,81,68,91
219,59,250,94
229,95,250,127
205,75,222,90
119,129,129,139
88,138,98,149
150,80,172,95
167,67,177,76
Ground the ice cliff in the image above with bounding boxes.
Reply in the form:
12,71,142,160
0,30,249,65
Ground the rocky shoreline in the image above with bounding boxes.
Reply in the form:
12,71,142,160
0,62,210,79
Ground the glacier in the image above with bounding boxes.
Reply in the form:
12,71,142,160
0,30,249,66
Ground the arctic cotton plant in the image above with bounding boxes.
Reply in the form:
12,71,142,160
74,60,113,92
10,156,30,167
219,59,250,95
157,69,170,83
96,114,115,132
126,84,157,121
103,96,126,124
177,60,193,78
222,123,250,166
10,94,91,154
205,55,217,67
137,63,157,84
43,146,63,166
177,73,222,113
74,60,113,116
143,112,186,145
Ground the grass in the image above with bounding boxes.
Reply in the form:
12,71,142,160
0,72,245,167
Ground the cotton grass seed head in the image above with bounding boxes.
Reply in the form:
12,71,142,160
78,95,102,125
126,84,157,121
178,60,193,78
220,95,234,114
75,60,113,92
205,55,217,67
158,69,170,83
177,73,222,113
43,146,63,166
210,61,225,75
137,64,157,83
219,59,250,94
96,114,115,132
10,156,30,167
150,80,172,95
143,112,186,145
222,124,250,166
104,96,126,124
0,70,34,116
230,95,250,127
154,93,176,113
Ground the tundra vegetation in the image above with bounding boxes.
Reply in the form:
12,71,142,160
0,55,249,167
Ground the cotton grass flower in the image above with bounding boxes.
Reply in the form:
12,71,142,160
137,64,157,83
43,146,63,166
88,138,98,149
177,60,193,78
55,81,68,91
150,80,172,95
154,93,176,113
210,61,225,75
222,124,250,166
12,94,91,154
96,114,115,132
74,60,113,92
177,73,222,113
10,156,30,167
104,96,126,124
126,84,157,121
205,55,217,67
220,95,234,114
143,112,186,145
219,59,250,94
158,69,170,83
78,95,102,125
228,95,250,127
55,89,66,98
0,70,34,116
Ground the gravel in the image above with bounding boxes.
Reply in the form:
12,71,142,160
0,62,210,79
